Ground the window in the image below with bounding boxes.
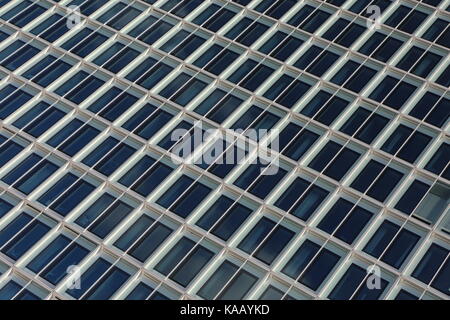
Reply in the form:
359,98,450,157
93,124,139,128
234,162,287,199
0,134,25,168
97,2,142,30
27,235,90,285
155,237,214,287
282,240,340,291
0,281,40,300
122,103,173,140
30,13,70,42
395,180,430,216
436,64,450,87
294,45,340,77
193,4,235,32
93,43,140,73
160,30,207,60
351,160,404,202
395,289,418,300
159,73,208,106
259,286,294,300
228,59,274,91
75,193,135,239
66,258,130,299
328,264,389,300
0,85,33,120
0,212,51,261
197,196,252,241
412,243,450,296
259,31,304,61
158,121,197,157
128,16,174,45
331,61,377,93
363,220,420,269
47,119,101,156
399,183,449,225
196,139,247,179
318,199,373,245
396,47,442,78
126,283,169,300
278,123,319,161
194,89,243,124
255,0,296,19
288,5,331,34
114,215,173,262
22,55,72,87
62,28,108,58
0,40,40,71
385,5,428,34
118,156,173,197
231,105,280,139
0,197,13,219
2,153,59,195
194,45,239,75
1,0,47,27
325,0,346,5
425,143,449,180
37,173,96,217
87,87,139,122
349,0,392,16
0,30,9,42
225,17,269,46
322,19,366,47
198,261,258,299
82,137,136,176
301,91,349,125
161,0,203,18
232,0,251,5
263,75,311,109
126,57,174,89
238,217,295,265
409,92,449,128
156,175,212,218
55,71,105,104
340,107,389,144
358,32,403,62
381,125,432,163
423,18,450,48
369,76,417,110
68,0,108,16
275,178,329,221
12,102,65,138
309,141,361,181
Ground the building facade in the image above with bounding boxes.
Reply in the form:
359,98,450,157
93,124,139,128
0,0,448,300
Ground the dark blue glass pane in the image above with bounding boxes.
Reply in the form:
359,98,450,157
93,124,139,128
239,218,275,254
395,180,430,214
364,220,420,268
0,198,13,218
198,261,238,299
88,87,138,122
412,244,449,295
82,137,136,176
0,220,50,260
282,240,320,279
66,258,111,299
47,119,101,157
83,267,130,300
395,290,418,300
425,143,450,180
0,85,33,119
197,196,252,241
